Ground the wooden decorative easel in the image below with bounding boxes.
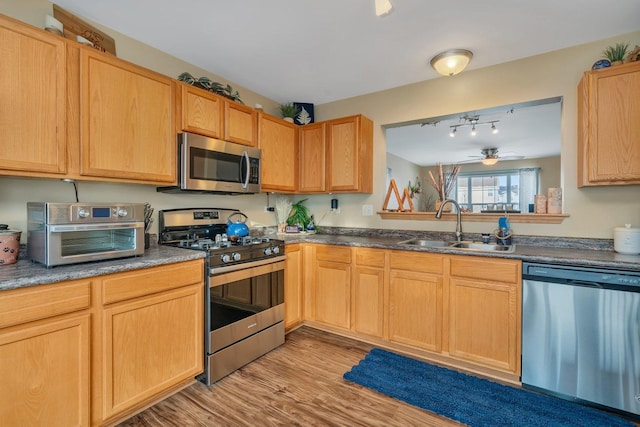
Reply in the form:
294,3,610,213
382,179,414,212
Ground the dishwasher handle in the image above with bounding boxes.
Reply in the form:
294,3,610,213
566,279,603,289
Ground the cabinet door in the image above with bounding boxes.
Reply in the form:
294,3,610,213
0,314,90,427
299,122,326,192
389,269,442,351
0,16,67,176
314,260,351,329
101,284,203,419
448,256,521,374
225,101,257,146
352,248,386,338
326,115,373,193
178,83,223,139
259,113,299,192
578,62,640,186
285,244,303,330
80,49,176,184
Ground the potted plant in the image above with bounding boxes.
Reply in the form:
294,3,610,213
279,103,299,123
287,198,312,231
602,42,629,66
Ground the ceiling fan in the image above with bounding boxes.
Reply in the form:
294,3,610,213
463,148,524,165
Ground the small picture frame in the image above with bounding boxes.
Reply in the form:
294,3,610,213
293,102,314,125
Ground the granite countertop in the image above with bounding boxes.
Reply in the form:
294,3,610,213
1,230,638,293
0,243,206,292
279,233,640,272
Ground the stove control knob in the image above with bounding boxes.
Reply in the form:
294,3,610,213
272,246,280,254
264,247,273,256
116,208,128,217
77,208,90,218
232,252,241,261
221,254,231,263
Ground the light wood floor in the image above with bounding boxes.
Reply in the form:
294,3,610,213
118,326,460,426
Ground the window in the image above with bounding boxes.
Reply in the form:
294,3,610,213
455,168,539,213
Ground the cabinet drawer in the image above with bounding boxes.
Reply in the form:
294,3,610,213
0,279,91,329
355,248,386,267
450,256,520,283
102,260,204,304
389,251,444,274
315,245,352,264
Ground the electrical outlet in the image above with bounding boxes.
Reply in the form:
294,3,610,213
362,204,373,216
265,206,275,213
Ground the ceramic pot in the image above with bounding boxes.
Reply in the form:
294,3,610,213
0,224,21,266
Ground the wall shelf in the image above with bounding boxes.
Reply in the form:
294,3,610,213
377,211,569,224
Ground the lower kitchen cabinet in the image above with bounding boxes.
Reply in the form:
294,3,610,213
352,248,386,338
388,251,444,352
309,245,352,330
98,260,204,424
448,256,521,374
299,243,522,380
285,243,303,330
0,279,92,427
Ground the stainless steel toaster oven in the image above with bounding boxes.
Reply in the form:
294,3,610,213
27,202,145,267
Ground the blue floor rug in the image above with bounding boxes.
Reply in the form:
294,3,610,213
343,348,633,427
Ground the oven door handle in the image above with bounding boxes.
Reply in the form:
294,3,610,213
48,222,145,232
209,255,286,275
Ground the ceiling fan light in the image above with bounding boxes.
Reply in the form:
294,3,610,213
375,0,393,16
482,157,499,166
430,49,473,76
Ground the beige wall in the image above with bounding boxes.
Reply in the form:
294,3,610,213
312,32,640,238
1,0,638,240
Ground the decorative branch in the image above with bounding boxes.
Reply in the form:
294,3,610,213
424,163,461,201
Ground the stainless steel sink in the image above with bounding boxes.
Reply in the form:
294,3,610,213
397,239,451,247
449,241,515,253
398,238,515,253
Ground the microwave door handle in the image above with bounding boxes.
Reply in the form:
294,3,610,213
241,151,250,189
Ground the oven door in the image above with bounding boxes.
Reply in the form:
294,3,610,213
181,133,260,193
43,222,144,266
208,259,284,354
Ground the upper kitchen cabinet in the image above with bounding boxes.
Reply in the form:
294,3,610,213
259,112,298,192
298,122,327,192
326,115,374,193
177,82,224,139
79,49,176,184
0,15,67,177
176,82,257,147
578,61,640,187
224,100,258,147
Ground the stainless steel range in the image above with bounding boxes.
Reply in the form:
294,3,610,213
158,208,285,385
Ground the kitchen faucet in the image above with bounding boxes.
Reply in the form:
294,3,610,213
435,199,463,242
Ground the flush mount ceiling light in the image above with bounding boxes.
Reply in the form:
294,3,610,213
430,49,473,76
375,0,393,16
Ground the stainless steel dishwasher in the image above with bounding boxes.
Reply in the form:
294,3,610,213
522,262,640,419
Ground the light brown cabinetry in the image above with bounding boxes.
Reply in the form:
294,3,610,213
388,251,444,352
0,15,67,177
176,82,257,146
298,122,327,192
259,112,299,192
448,256,521,374
285,243,303,330
309,245,352,330
326,115,374,193
97,260,204,424
352,248,386,338
578,61,640,186
0,279,92,427
79,49,176,184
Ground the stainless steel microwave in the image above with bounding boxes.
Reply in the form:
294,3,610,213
157,133,261,194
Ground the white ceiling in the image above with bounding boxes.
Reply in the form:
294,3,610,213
386,98,562,166
52,0,640,105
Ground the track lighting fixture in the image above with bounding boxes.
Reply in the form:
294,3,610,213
448,117,499,137
449,128,456,137
491,122,499,134
470,125,477,136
